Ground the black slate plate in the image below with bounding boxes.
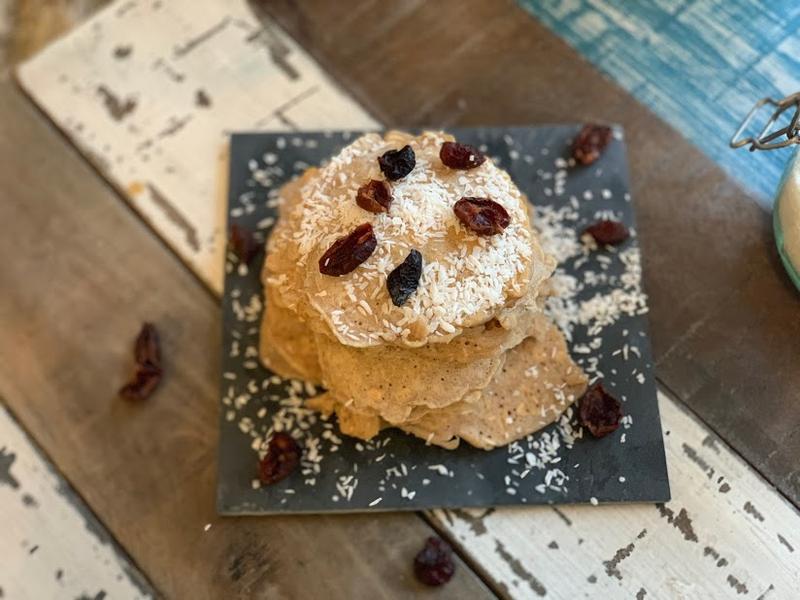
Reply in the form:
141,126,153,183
217,126,670,514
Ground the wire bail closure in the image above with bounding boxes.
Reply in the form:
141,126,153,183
731,93,800,151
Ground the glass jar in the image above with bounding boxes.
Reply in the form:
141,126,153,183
774,149,800,290
732,94,800,291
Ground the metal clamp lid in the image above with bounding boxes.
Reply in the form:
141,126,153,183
731,92,800,151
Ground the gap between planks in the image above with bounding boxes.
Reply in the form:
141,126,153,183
657,374,800,514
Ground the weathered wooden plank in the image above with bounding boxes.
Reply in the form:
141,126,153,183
431,391,800,599
16,0,377,293
0,0,111,72
261,0,800,507
11,0,800,597
20,0,799,508
519,0,800,205
0,81,494,600
0,403,155,600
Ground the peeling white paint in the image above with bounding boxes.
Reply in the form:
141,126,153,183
17,0,377,294
431,392,800,598
0,405,154,599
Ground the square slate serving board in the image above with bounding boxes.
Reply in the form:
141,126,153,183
217,126,670,514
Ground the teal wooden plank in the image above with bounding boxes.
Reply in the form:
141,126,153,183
519,0,800,206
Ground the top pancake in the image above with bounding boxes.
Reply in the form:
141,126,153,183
265,130,555,348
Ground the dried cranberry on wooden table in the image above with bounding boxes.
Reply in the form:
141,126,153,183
571,124,613,166
356,179,392,213
578,383,623,438
133,322,160,368
453,197,510,236
387,249,423,307
258,432,301,485
119,322,163,401
584,219,630,246
119,364,162,401
413,536,455,586
228,223,260,265
439,141,486,170
318,223,377,276
378,145,416,181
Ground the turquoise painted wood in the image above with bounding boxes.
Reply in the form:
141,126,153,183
519,0,800,206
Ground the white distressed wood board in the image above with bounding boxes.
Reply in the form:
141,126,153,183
16,0,377,294
14,0,800,597
432,392,800,599
0,404,154,600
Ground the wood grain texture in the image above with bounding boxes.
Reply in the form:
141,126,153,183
0,82,494,600
8,0,800,596
0,0,110,71
432,392,800,599
16,0,378,293
261,0,800,506
0,404,154,600
519,0,800,205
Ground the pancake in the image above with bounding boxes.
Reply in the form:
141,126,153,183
306,392,383,441
266,130,553,348
258,130,587,451
259,286,322,383
264,262,547,373
263,169,318,314
400,318,588,449
314,331,506,425
305,315,586,449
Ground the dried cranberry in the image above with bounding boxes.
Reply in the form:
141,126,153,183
414,537,455,586
584,219,629,246
319,223,377,276
356,180,392,213
258,432,301,485
571,124,613,165
134,322,160,368
119,323,163,401
578,383,623,438
378,145,416,181
387,249,423,306
119,364,162,401
229,224,259,265
440,141,486,170
453,197,510,236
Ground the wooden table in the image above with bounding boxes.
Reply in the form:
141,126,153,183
1,1,799,598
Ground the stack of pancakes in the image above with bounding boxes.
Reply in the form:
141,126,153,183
260,131,587,449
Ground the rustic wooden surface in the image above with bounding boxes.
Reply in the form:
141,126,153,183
16,0,378,292
432,393,800,598
519,0,800,205
4,0,800,598
262,0,800,506
0,405,155,599
0,82,493,600
20,0,798,507
0,0,110,71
